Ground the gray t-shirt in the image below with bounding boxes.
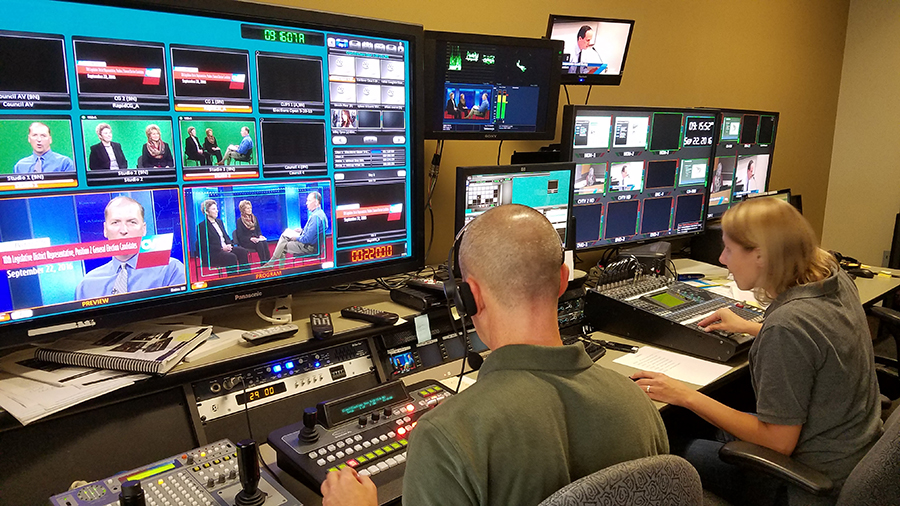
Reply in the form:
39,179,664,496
751,269,881,492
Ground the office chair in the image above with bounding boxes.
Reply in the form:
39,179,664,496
714,406,900,506
537,455,702,506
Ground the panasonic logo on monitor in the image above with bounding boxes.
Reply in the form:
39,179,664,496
235,291,263,301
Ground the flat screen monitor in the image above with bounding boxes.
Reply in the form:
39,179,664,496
454,162,576,248
546,15,634,86
706,109,779,219
560,105,717,250
424,31,563,140
743,188,791,204
0,0,424,348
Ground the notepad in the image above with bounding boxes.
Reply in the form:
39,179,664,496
613,346,731,386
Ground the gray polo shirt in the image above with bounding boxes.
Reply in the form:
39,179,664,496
402,343,668,506
751,269,881,489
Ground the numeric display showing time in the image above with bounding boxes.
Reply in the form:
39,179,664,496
241,25,324,46
683,116,715,146
236,382,287,405
337,242,406,265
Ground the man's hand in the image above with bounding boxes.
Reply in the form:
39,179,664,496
321,467,378,506
697,307,762,336
630,371,695,407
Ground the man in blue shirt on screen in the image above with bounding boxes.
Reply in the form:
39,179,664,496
13,122,75,173
219,126,253,165
75,196,186,300
264,191,327,267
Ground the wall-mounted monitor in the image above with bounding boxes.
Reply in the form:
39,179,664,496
454,162,576,248
706,109,779,220
0,0,425,349
546,15,635,86
424,31,563,140
561,105,718,250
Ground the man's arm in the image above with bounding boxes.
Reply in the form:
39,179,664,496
238,137,252,154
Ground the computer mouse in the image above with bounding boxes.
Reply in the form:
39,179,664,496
847,267,875,278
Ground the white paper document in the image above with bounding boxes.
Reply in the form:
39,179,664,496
613,346,731,386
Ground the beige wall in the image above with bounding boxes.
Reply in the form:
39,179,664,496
264,0,850,264
822,0,900,266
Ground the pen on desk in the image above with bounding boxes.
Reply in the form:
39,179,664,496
598,340,639,353
677,273,705,281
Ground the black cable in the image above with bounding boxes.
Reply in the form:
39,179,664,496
585,85,592,104
564,85,570,106
496,140,503,165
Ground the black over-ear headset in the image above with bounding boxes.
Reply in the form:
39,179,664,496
444,224,478,317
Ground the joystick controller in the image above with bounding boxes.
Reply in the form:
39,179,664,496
119,480,146,506
299,407,319,444
234,439,266,506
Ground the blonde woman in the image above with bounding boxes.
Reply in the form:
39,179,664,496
233,200,270,263
140,124,173,168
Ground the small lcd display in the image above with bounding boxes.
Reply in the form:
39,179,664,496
650,291,688,309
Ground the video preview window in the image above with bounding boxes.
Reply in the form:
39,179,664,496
640,197,673,234
612,116,649,148
674,193,705,230
184,182,333,288
608,161,644,192
574,163,605,195
171,46,251,113
709,156,736,206
573,115,611,149
720,116,741,142
0,188,186,321
645,160,677,190
73,37,168,110
0,31,70,110
256,53,324,115
260,119,327,178
734,154,769,198
81,116,177,186
333,169,409,265
548,18,632,76
0,117,78,191
604,199,639,240
648,113,682,152
678,159,708,187
177,118,258,181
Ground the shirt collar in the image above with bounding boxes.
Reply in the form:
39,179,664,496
766,267,839,314
477,342,594,378
113,255,139,269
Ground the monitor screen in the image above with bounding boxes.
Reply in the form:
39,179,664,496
0,0,424,348
706,110,779,219
546,15,634,86
424,31,563,140
454,162,575,248
561,106,717,250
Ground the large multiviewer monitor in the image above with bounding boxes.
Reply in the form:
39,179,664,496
706,109,779,219
560,105,717,250
423,31,563,140
0,0,425,348
546,15,635,86
454,162,576,247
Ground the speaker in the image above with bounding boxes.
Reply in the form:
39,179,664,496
445,225,478,317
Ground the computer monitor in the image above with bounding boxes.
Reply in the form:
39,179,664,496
560,105,717,250
706,109,779,219
0,0,425,348
546,15,635,86
743,188,791,204
423,31,563,140
454,162,576,248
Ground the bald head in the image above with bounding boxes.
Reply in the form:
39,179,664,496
459,205,563,310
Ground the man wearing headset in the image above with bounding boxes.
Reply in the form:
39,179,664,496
322,204,667,506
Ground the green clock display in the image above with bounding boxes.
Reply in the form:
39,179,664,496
241,25,324,46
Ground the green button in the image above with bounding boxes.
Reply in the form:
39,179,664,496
391,442,402,449
365,452,376,459
327,467,339,473
382,445,394,453
374,449,385,456
399,439,409,446
433,386,442,391
337,463,348,470
426,388,435,394
357,456,368,464
419,390,428,396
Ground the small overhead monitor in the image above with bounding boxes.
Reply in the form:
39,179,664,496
546,15,635,86
455,162,576,248
561,105,718,251
706,109,779,220
424,31,563,140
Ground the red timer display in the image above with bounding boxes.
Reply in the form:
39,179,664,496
337,242,406,265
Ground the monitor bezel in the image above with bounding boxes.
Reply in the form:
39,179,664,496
454,162,577,249
560,104,718,251
546,14,635,86
0,0,426,349
423,30,564,140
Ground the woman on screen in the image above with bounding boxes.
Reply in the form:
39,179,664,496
184,126,209,166
203,128,223,165
140,124,174,168
88,123,128,170
631,198,880,505
233,200,270,264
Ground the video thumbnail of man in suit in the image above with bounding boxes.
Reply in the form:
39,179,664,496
0,188,186,321
0,117,78,191
72,37,168,110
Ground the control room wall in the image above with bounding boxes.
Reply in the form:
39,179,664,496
266,0,851,265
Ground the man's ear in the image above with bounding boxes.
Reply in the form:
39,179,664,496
466,276,486,315
558,263,569,298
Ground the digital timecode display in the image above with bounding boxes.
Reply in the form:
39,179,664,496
236,382,287,405
683,117,715,147
240,25,324,46
336,242,406,265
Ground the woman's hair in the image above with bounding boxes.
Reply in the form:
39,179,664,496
201,199,217,216
144,124,160,139
205,128,214,137
95,123,111,137
722,198,836,299
238,200,252,214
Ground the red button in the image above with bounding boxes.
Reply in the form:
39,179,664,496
406,404,415,412
347,459,359,468
397,427,407,436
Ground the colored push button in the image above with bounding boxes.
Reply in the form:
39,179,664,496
374,449,385,457
357,456,368,464
192,466,201,472
391,442,402,450
203,463,211,468
365,452,376,460
426,388,435,394
327,467,339,473
419,391,428,396
337,463,348,470
382,445,394,454
347,459,360,468
213,459,221,464
433,386,442,391
223,456,230,461
399,439,409,446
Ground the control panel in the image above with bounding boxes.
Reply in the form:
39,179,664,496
375,313,486,379
586,276,765,362
268,379,451,498
193,340,374,422
48,439,301,506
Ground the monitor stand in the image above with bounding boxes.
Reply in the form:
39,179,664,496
254,294,293,325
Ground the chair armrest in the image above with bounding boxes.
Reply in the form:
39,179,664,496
870,306,900,327
719,441,834,496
